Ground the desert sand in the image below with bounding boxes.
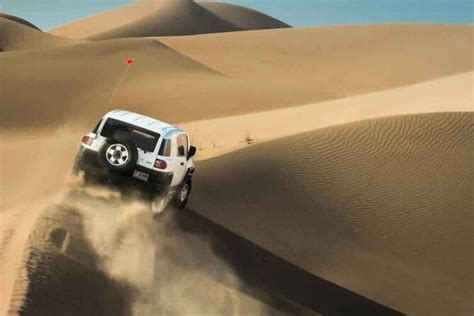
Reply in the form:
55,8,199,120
49,0,290,40
0,0,473,314
191,112,474,314
0,17,72,51
179,71,473,159
2,21,472,128
0,13,40,30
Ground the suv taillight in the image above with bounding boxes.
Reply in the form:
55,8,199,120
81,135,93,145
154,159,167,170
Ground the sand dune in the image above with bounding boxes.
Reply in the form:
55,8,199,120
49,1,163,39
1,3,473,314
49,0,290,40
0,17,72,51
0,13,40,30
0,37,221,128
199,2,290,30
191,112,474,314
1,25,472,129
180,71,473,159
6,204,127,315
161,24,473,101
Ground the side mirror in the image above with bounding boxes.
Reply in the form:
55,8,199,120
187,146,197,160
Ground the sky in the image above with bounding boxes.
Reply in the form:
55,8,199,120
0,0,472,30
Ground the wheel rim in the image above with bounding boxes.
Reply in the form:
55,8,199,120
180,183,189,202
106,144,129,166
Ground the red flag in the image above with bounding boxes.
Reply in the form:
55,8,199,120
126,57,135,65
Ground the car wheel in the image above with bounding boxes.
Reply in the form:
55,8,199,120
174,177,192,209
98,137,138,173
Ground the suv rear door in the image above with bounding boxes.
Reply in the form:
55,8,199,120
100,118,160,169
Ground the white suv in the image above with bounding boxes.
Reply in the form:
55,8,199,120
73,110,196,213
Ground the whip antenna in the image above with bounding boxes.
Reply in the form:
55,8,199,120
104,57,135,113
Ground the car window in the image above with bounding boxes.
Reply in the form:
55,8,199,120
176,134,188,157
158,139,171,156
100,118,160,152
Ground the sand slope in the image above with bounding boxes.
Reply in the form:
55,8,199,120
199,2,290,30
191,112,474,314
7,205,127,315
0,13,40,30
180,71,473,159
162,24,474,101
1,25,472,129
0,17,72,51
0,38,221,129
49,0,290,40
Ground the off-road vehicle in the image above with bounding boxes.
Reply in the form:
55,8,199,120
73,110,196,213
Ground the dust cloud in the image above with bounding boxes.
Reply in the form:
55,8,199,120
0,126,284,315
71,186,268,315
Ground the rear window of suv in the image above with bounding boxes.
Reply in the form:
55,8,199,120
100,118,160,152
158,139,171,156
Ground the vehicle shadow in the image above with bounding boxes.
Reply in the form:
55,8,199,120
64,186,402,315
171,207,404,316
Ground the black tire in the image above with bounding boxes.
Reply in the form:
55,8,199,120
98,137,138,173
173,177,192,209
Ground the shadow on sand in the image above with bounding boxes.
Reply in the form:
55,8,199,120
172,207,403,315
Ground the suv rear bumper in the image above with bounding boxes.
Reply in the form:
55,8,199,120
74,147,172,197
